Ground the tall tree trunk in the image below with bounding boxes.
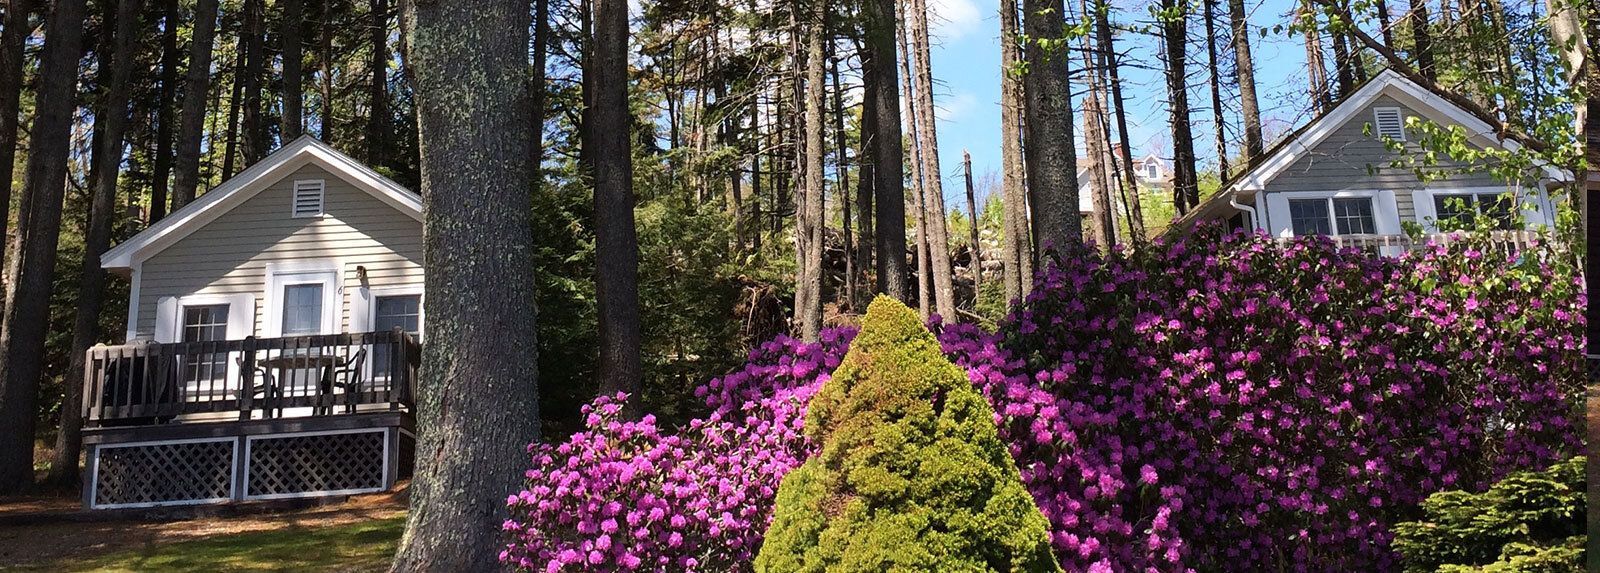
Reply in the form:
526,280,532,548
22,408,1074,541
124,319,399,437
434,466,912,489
1021,0,1081,255
830,53,859,312
961,150,981,291
1301,2,1332,113
390,0,538,568
531,0,550,170
588,0,642,406
1330,10,1356,97
1203,0,1230,178
53,0,144,488
908,0,955,321
222,11,246,178
320,0,336,142
0,0,90,493
1228,0,1263,159
1161,0,1199,213
863,0,908,301
0,0,33,282
366,0,388,164
240,0,264,161
854,46,877,299
999,0,1028,301
1408,0,1435,80
1374,0,1394,46
1096,0,1143,242
282,0,303,139
897,11,930,318
1079,25,1115,249
149,0,179,221
795,0,824,342
172,0,218,209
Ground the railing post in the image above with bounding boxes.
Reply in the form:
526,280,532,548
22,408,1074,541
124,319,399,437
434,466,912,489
391,327,406,411
240,336,257,420
83,345,101,425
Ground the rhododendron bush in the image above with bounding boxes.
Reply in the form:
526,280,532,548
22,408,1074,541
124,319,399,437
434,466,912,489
503,230,1584,572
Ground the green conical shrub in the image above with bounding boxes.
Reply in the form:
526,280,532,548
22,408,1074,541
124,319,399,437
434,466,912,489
755,296,1060,572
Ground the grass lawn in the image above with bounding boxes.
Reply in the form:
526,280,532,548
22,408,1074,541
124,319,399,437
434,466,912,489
6,515,405,573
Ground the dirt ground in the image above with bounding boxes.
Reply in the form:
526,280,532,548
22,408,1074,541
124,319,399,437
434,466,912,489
0,487,406,570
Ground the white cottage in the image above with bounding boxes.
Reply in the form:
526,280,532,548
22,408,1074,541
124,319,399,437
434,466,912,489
83,136,423,509
1180,68,1567,252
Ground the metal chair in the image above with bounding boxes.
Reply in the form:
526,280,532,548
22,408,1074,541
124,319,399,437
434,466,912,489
320,348,368,414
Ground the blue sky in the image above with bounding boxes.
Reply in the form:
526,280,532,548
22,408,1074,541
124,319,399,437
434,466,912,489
923,0,1322,205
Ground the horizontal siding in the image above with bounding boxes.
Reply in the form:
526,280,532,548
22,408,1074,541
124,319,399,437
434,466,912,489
1263,95,1505,229
134,163,423,338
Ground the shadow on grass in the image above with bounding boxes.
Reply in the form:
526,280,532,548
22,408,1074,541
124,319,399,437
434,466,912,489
9,515,405,573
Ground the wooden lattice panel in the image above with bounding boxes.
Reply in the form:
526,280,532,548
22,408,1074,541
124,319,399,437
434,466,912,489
93,439,234,508
246,430,386,498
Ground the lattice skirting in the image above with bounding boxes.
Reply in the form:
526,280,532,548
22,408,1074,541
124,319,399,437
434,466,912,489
245,429,388,499
92,438,236,509
89,427,403,509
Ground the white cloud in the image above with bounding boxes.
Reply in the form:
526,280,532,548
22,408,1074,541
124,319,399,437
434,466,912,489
928,0,983,41
936,91,978,123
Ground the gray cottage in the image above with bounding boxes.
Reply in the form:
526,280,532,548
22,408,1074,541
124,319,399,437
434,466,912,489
1179,69,1568,253
83,136,422,509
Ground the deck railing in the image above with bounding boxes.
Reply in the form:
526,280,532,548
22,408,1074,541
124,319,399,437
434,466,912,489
1271,230,1555,256
83,328,419,427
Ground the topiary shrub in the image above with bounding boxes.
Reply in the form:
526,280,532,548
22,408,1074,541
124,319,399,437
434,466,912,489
754,296,1059,572
1392,456,1586,573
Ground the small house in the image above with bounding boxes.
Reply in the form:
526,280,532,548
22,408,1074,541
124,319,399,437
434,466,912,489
83,136,423,509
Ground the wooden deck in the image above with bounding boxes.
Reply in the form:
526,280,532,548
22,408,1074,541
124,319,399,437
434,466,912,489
80,330,419,509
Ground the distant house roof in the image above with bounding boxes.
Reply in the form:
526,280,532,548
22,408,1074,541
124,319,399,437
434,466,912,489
1177,68,1568,226
101,135,421,272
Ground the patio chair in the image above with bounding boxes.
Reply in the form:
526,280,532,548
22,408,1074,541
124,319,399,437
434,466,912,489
235,356,281,417
320,348,368,414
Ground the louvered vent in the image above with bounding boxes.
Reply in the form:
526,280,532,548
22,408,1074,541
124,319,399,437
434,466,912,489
1373,107,1405,141
292,180,325,218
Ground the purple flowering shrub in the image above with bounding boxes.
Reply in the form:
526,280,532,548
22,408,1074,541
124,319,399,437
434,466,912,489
939,230,1585,571
503,229,1583,572
501,330,852,572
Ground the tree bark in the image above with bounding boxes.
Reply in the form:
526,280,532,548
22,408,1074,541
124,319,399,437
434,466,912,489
1330,11,1356,97
1228,0,1263,159
998,0,1026,301
0,0,90,494
241,0,265,162
1203,0,1230,178
588,0,642,406
830,52,860,312
0,0,33,283
172,0,218,209
1021,0,1081,255
390,0,539,569
1301,2,1332,113
320,0,336,142
1080,28,1115,249
531,0,550,171
1407,0,1435,80
53,0,144,489
795,0,825,342
863,0,907,301
282,0,304,139
908,0,955,321
854,46,877,298
1096,0,1143,243
367,0,388,164
222,9,246,178
1161,0,1198,213
149,0,179,221
898,13,929,318
961,150,981,290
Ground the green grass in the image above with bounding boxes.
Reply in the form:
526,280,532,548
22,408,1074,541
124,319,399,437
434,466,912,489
12,516,405,573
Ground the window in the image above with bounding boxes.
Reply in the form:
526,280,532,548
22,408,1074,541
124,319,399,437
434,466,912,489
373,294,422,379
1288,199,1333,236
280,284,325,335
1288,197,1378,236
1373,107,1405,141
181,304,230,397
1145,162,1159,180
292,180,325,218
1432,193,1518,230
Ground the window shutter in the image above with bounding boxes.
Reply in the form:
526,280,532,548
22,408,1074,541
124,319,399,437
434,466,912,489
292,180,325,218
1373,107,1405,141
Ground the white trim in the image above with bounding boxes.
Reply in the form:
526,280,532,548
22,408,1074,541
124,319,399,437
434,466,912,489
1411,185,1554,233
101,136,421,271
1263,189,1403,256
1232,69,1570,194
123,263,142,342
352,284,425,335
264,261,342,337
89,437,239,510
241,428,390,501
291,179,326,218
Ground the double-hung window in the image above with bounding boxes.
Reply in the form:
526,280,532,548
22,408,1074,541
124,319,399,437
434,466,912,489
1431,192,1517,230
373,294,422,379
1287,197,1378,236
181,304,231,398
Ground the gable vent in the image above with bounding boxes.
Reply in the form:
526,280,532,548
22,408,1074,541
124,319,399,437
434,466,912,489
1373,107,1405,141
292,180,325,218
